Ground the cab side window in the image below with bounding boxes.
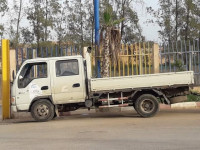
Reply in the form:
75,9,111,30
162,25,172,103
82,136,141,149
56,60,79,77
18,63,47,88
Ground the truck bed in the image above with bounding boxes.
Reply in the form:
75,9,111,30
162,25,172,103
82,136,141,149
90,71,194,92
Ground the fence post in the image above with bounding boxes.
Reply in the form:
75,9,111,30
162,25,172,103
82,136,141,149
32,49,37,59
139,43,143,74
153,43,160,74
32,49,37,76
189,45,193,71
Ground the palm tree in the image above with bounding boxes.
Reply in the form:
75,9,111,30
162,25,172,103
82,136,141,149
101,5,124,78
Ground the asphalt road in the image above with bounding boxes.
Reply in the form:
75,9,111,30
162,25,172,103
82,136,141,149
0,109,200,150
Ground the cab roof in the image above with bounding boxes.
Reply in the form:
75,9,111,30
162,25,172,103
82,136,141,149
24,55,83,63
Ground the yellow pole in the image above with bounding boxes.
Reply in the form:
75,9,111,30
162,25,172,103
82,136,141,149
1,39,11,120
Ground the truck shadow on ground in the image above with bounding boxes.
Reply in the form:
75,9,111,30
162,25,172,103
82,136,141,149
1,109,200,124
0,111,141,124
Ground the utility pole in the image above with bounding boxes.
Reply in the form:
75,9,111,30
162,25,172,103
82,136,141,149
94,0,101,77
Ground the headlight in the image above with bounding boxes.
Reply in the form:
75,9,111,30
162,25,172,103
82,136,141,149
11,97,16,105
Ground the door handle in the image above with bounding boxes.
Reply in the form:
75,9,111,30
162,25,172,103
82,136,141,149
41,86,49,90
19,92,25,94
73,83,80,88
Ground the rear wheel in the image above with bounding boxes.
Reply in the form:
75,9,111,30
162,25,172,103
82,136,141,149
31,99,55,122
134,94,159,118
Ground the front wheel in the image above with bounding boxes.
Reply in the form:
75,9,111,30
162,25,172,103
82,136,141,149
134,94,159,118
31,99,55,122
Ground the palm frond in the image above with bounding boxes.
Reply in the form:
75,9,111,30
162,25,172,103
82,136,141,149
103,12,111,25
112,18,125,25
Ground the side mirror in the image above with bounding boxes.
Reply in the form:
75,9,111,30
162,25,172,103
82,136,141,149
19,75,23,80
87,47,92,53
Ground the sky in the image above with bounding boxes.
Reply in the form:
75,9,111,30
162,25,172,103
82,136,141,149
1,0,161,42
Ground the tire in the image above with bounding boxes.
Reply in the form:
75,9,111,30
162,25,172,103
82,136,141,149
134,94,159,118
31,99,55,122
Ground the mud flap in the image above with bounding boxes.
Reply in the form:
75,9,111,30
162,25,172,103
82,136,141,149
55,105,60,117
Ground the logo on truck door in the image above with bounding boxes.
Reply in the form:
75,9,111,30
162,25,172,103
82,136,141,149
29,83,42,100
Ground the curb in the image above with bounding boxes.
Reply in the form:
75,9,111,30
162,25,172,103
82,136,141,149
160,102,200,110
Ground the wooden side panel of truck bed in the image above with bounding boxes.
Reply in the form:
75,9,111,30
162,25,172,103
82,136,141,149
90,71,194,92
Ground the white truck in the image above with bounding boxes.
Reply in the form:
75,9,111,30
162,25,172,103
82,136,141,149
11,47,194,121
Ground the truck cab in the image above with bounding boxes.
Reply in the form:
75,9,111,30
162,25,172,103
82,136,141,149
11,55,87,121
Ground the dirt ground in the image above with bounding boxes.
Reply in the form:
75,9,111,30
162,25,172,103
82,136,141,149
0,109,200,150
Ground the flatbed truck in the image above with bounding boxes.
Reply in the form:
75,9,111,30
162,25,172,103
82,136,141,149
11,47,194,121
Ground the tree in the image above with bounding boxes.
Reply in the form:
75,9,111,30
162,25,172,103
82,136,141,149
101,5,124,77
0,0,8,14
147,0,200,42
13,0,23,47
65,0,86,47
0,0,8,41
147,0,174,42
21,27,34,44
115,0,144,43
43,0,60,42
158,0,173,43
181,0,200,41
27,1,45,49
172,0,184,41
26,0,60,48
0,25,4,41
84,0,95,46
54,1,67,47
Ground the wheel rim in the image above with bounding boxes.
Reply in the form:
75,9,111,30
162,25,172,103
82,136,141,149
140,99,155,113
35,104,49,118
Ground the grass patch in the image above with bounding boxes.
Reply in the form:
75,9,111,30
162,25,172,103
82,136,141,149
187,94,200,102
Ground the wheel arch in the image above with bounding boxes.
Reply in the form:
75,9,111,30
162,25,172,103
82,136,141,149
28,96,54,112
131,89,170,104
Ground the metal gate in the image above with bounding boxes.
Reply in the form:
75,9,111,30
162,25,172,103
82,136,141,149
160,40,200,85
92,42,154,77
14,40,200,85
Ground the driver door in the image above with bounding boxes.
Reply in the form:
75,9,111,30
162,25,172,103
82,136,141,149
16,62,51,111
